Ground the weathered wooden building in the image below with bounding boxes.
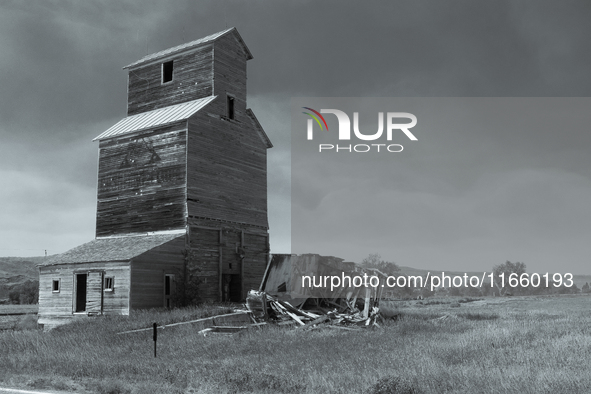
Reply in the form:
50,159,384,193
38,27,272,328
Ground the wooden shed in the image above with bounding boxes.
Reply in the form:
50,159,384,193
38,27,272,328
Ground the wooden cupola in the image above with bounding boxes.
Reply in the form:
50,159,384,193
123,27,253,117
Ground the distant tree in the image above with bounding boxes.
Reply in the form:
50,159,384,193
466,285,482,297
448,286,462,297
8,289,20,304
481,283,494,296
582,282,590,293
19,281,39,304
7,281,38,304
436,286,449,297
492,261,526,296
360,253,400,275
419,276,435,298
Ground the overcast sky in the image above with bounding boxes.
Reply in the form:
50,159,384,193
1,1,590,273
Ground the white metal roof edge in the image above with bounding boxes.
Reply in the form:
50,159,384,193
95,228,186,240
93,95,217,141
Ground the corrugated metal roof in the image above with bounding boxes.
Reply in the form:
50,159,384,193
93,95,217,141
39,232,185,266
123,27,253,70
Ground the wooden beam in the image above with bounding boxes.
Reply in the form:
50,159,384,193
218,229,223,302
362,287,371,319
240,230,244,300
116,311,250,334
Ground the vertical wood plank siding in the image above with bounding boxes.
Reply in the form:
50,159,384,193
86,271,103,314
241,233,269,298
187,226,221,302
127,45,213,116
186,223,269,301
95,125,187,237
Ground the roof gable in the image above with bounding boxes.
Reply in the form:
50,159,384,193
124,27,253,70
40,233,185,266
246,109,273,149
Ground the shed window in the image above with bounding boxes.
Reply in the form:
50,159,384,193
52,279,60,293
104,277,114,292
162,60,174,83
227,95,235,119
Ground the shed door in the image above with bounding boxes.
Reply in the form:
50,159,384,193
86,271,103,315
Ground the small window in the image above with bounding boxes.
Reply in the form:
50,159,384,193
104,277,114,292
165,275,172,296
52,279,60,293
162,60,174,83
227,95,235,119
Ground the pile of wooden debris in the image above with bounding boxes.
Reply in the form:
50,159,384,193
245,290,381,330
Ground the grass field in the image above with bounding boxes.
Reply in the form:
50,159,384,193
0,304,38,330
1,295,590,394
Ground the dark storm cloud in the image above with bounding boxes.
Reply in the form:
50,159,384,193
1,0,590,270
290,97,591,272
244,0,591,97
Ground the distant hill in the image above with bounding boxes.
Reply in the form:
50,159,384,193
0,256,46,300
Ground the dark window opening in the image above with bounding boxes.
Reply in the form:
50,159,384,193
75,274,87,312
104,277,114,292
164,274,174,308
52,279,60,293
277,282,287,293
165,276,171,296
227,95,235,119
162,60,174,83
222,274,241,302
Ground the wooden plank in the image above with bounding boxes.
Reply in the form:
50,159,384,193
86,271,103,315
130,237,185,309
363,287,371,319
96,126,188,237
240,230,244,300
38,262,130,326
127,45,214,116
186,104,269,228
218,230,223,301
117,311,250,334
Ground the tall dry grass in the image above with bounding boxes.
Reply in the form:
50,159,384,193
1,296,590,393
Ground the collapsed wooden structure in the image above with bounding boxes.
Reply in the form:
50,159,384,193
38,28,272,328
260,254,386,310
243,254,387,329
